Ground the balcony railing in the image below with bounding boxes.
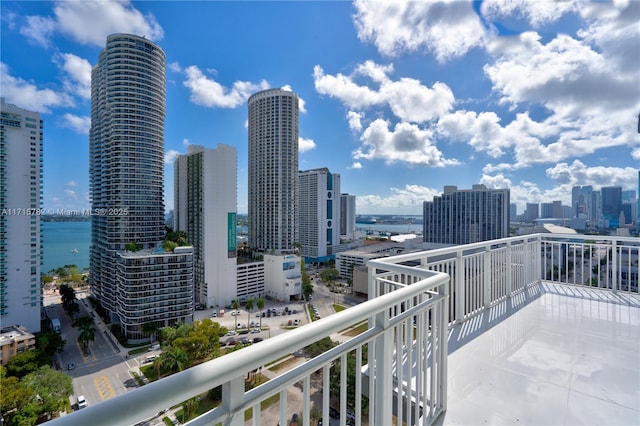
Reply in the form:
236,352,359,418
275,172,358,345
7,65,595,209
50,233,638,426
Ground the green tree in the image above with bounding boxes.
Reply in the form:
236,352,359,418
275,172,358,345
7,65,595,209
182,396,200,422
142,321,161,344
245,298,254,329
329,347,369,415
76,315,96,354
320,268,340,282
256,298,265,329
35,332,66,357
0,370,38,426
161,347,189,374
232,300,240,330
4,350,42,379
22,365,74,421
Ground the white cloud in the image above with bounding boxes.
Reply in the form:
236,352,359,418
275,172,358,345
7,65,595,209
66,181,77,187
183,65,269,108
57,53,92,99
480,0,576,27
632,147,640,160
182,139,190,147
545,160,638,189
20,15,56,47
0,62,73,113
353,0,487,62
299,137,316,153
22,0,164,47
357,184,442,215
314,62,454,123
62,114,91,134
347,111,363,132
350,162,363,169
64,189,77,200
355,119,460,167
168,62,182,73
164,150,181,165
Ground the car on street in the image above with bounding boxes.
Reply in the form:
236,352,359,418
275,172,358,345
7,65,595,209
67,362,76,370
253,337,263,343
77,395,87,409
211,312,217,317
148,343,160,351
226,331,237,336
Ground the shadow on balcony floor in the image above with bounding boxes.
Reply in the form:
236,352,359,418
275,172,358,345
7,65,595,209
437,283,640,425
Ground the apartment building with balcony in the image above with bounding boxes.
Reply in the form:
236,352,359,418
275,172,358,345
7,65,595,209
0,98,43,333
299,168,340,264
89,34,181,340
116,246,194,340
174,144,238,309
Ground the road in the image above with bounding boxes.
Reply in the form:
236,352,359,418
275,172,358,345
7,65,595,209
44,291,134,411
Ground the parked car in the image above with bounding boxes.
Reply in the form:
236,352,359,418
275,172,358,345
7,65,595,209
293,319,300,326
241,338,251,345
253,337,263,343
77,395,87,409
226,330,237,336
211,311,217,317
67,362,76,370
148,343,160,351
143,355,158,364
226,339,237,346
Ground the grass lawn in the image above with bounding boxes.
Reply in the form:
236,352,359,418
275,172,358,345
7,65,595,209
341,321,368,336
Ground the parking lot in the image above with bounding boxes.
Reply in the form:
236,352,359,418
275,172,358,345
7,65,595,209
194,300,309,347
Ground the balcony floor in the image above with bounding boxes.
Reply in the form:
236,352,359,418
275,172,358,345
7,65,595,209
438,283,640,426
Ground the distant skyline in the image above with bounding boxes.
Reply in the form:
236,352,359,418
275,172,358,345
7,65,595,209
1,0,639,215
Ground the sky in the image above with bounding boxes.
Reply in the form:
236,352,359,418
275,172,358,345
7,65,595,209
1,0,639,216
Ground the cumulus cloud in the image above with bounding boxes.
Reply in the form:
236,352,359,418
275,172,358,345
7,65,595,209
57,53,92,99
632,147,640,160
350,162,363,169
347,111,363,132
64,189,77,199
545,160,638,189
164,150,181,165
66,180,77,187
168,62,182,73
183,65,269,108
355,119,460,167
0,62,73,113
62,114,91,134
20,15,56,47
353,0,487,62
21,0,164,47
357,184,442,215
480,0,576,27
299,137,316,153
314,62,454,123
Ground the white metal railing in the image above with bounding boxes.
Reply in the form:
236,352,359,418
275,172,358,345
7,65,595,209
50,233,636,426
51,268,449,426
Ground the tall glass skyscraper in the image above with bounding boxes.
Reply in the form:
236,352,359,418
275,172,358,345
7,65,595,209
89,34,167,319
247,88,299,253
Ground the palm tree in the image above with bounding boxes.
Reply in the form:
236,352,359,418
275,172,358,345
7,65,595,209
142,322,160,344
245,298,254,329
162,347,188,374
256,298,265,329
78,327,95,354
232,300,240,330
75,315,96,354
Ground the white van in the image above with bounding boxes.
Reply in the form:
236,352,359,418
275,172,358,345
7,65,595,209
77,395,87,409
144,355,158,364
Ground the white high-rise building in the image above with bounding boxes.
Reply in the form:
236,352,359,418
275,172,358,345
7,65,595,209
340,193,356,237
0,98,42,332
174,144,238,308
299,168,341,263
90,34,193,340
248,88,299,253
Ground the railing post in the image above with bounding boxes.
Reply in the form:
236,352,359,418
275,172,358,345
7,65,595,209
222,376,244,426
373,310,392,425
483,246,491,309
506,241,513,295
455,251,464,322
611,239,618,292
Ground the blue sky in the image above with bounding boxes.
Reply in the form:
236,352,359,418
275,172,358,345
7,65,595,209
2,0,639,215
